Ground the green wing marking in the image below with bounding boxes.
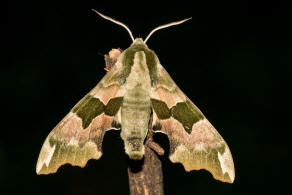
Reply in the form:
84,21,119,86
73,95,123,129
151,99,203,134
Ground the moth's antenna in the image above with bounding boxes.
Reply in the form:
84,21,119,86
92,9,135,42
144,17,192,44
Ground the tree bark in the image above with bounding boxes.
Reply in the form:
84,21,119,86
127,117,164,195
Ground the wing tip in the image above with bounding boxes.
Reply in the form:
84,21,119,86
174,160,235,183
35,141,103,175
169,144,235,183
35,153,103,175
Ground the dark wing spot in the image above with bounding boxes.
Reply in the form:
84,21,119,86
73,96,124,129
73,95,105,129
171,100,204,134
105,97,123,116
151,98,171,119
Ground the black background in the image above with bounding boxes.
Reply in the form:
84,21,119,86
1,0,291,194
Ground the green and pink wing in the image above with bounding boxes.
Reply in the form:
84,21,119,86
151,63,235,183
36,62,125,174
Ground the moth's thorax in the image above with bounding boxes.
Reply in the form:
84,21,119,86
117,38,159,87
124,51,151,90
120,51,152,160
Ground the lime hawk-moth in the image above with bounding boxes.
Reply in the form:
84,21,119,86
36,10,235,183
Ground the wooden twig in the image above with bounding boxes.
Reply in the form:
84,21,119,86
127,115,164,195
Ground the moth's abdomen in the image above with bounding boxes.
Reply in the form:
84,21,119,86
121,90,151,160
120,51,152,160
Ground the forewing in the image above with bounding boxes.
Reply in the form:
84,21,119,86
36,63,125,174
151,64,235,183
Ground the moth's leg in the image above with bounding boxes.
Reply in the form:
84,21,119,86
146,140,165,156
146,112,165,156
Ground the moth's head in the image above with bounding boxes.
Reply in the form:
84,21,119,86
131,38,144,45
92,9,191,45
130,38,148,48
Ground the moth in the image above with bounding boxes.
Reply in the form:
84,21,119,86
36,10,235,183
